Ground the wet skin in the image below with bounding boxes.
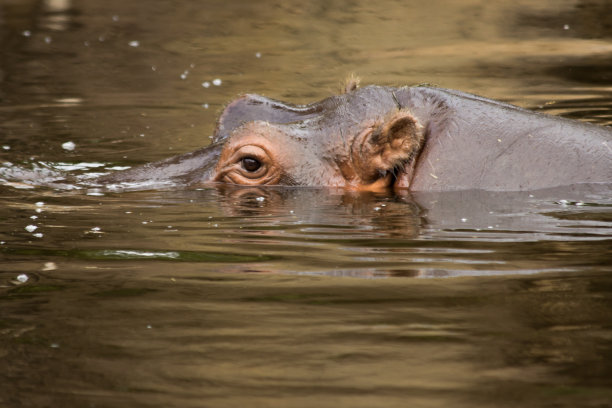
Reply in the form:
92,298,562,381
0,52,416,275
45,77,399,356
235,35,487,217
97,85,612,192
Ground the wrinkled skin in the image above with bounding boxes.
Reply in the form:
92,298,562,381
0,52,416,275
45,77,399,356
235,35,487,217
98,85,612,192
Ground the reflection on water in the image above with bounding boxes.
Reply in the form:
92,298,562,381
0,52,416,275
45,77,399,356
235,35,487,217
1,0,611,407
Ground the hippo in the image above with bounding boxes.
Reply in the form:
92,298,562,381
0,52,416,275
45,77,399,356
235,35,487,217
97,83,612,192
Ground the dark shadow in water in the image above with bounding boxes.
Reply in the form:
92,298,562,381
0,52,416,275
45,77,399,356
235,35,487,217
514,0,612,39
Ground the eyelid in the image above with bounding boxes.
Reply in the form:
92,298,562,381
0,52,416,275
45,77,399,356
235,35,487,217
231,145,268,164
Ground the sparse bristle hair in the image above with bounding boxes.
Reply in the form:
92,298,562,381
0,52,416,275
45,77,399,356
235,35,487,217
341,73,361,94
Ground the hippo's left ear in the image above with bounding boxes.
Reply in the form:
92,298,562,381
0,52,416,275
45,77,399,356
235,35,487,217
352,110,425,182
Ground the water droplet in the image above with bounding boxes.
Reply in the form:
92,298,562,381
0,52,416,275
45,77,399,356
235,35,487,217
202,81,210,88
563,24,570,30
212,78,222,86
374,207,381,211
461,218,467,222
202,103,209,109
22,30,32,37
43,262,57,271
16,274,29,283
255,197,265,202
2,145,10,150
25,225,38,232
255,52,262,58
33,233,43,238
62,141,76,151
129,40,140,47
44,36,52,44
112,15,119,22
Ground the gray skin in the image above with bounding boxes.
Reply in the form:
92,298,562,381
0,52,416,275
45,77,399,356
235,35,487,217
97,85,612,191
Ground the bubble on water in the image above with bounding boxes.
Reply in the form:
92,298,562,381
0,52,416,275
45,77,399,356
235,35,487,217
25,225,38,232
84,41,90,47
202,103,209,109
44,36,52,44
563,24,570,30
98,35,105,42
2,145,10,150
62,141,76,151
147,325,152,329
255,196,265,202
255,52,262,58
558,199,569,206
112,15,119,22
461,218,467,222
22,30,32,37
33,233,43,238
212,78,222,86
129,40,140,47
374,207,381,211
42,262,57,271
36,208,43,213
180,70,188,80
30,215,38,220
16,274,29,283
202,81,210,88
91,226,101,232
576,201,585,206
50,343,60,349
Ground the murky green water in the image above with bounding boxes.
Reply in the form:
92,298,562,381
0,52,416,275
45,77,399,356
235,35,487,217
1,0,611,407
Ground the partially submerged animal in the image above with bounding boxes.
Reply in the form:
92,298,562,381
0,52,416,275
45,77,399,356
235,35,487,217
97,82,612,192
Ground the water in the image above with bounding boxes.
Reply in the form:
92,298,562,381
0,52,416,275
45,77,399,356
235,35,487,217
1,0,611,407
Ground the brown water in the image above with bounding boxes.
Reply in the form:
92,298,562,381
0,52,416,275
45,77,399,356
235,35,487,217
1,0,612,407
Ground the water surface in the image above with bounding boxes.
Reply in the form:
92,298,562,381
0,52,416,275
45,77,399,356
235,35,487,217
1,0,611,407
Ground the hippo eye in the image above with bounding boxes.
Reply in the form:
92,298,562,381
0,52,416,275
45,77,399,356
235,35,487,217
241,156,261,172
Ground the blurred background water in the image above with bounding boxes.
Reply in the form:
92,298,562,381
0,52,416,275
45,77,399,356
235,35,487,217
1,0,611,407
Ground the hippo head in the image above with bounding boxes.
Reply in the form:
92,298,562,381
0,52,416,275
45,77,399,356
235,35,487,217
208,85,425,191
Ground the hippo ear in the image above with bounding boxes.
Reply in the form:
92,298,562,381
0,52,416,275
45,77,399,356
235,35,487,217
372,110,424,162
353,110,424,183
382,111,422,146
